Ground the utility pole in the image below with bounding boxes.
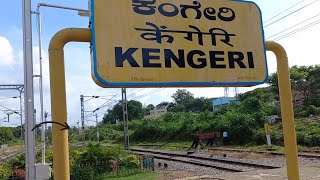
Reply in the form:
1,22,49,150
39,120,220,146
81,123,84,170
80,95,85,147
5,111,13,122
44,112,48,143
35,6,46,165
19,90,23,141
121,88,129,150
23,0,36,179
95,114,99,142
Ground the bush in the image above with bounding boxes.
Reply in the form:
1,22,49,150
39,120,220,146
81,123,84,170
270,131,284,146
252,129,266,145
296,132,307,146
0,165,11,179
70,165,94,180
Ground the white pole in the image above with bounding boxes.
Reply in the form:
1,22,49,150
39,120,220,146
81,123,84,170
36,6,46,164
23,0,36,178
266,135,272,146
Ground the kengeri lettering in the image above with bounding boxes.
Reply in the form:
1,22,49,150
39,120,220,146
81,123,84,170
135,22,236,46
132,0,236,22
115,47,255,69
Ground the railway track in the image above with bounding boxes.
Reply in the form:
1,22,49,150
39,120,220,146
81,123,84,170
207,147,320,159
135,144,320,159
130,148,281,172
0,150,22,164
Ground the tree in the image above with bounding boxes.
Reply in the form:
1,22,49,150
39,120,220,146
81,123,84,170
146,104,155,111
156,101,176,110
127,100,144,120
171,89,194,105
185,97,212,112
0,127,14,144
143,104,155,116
103,100,144,123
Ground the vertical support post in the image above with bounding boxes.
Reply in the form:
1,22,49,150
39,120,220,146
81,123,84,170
19,91,23,141
48,28,91,180
44,112,48,143
96,114,99,142
36,6,46,164
122,88,129,150
266,41,300,180
80,95,85,147
22,0,36,179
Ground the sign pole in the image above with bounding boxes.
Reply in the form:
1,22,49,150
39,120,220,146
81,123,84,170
264,123,271,146
266,41,300,180
122,88,129,150
49,28,91,180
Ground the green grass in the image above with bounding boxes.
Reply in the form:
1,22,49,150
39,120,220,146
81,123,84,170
132,141,191,151
103,172,161,180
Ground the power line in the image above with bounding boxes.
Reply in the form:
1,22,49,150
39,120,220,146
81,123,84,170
0,96,19,100
85,88,147,116
90,88,165,118
264,0,305,23
127,88,146,99
267,12,320,39
274,19,320,41
0,104,20,114
134,88,165,100
265,0,320,28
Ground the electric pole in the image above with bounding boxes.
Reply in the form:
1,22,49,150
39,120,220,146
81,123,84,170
23,0,36,178
122,88,129,150
80,95,85,147
96,114,99,142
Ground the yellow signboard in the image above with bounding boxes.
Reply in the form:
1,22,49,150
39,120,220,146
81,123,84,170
264,123,270,135
90,0,267,87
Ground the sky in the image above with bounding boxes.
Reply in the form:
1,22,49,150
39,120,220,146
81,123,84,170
0,0,320,127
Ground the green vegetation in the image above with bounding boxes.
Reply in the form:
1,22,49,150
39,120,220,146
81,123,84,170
0,127,16,145
103,172,161,180
92,65,320,148
1,65,319,179
1,144,150,179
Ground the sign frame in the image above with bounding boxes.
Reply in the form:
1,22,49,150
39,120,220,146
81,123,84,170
90,0,268,87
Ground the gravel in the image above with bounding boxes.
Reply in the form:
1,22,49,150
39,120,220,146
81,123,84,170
150,149,320,180
155,159,227,179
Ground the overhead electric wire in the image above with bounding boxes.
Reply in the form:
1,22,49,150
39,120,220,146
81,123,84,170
89,88,165,118
267,12,320,39
127,88,146,99
264,0,305,23
85,88,150,117
274,19,320,41
265,0,320,28
134,88,165,100
0,105,20,114
0,96,19,100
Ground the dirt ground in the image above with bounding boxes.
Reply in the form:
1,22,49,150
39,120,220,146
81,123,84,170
157,170,200,180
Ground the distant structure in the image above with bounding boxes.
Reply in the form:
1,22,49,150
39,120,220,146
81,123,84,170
224,87,240,97
213,97,237,111
144,107,168,119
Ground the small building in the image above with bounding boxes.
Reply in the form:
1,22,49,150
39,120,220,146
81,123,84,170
144,108,168,119
213,97,237,111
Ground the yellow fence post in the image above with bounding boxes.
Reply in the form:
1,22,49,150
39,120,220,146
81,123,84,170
266,41,300,180
49,28,91,180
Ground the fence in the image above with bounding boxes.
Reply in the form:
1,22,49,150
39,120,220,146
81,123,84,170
1,156,154,180
63,155,154,180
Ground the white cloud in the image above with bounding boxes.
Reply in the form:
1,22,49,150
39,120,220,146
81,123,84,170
0,36,15,66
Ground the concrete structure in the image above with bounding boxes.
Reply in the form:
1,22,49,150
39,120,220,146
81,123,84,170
213,97,237,111
144,108,168,119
